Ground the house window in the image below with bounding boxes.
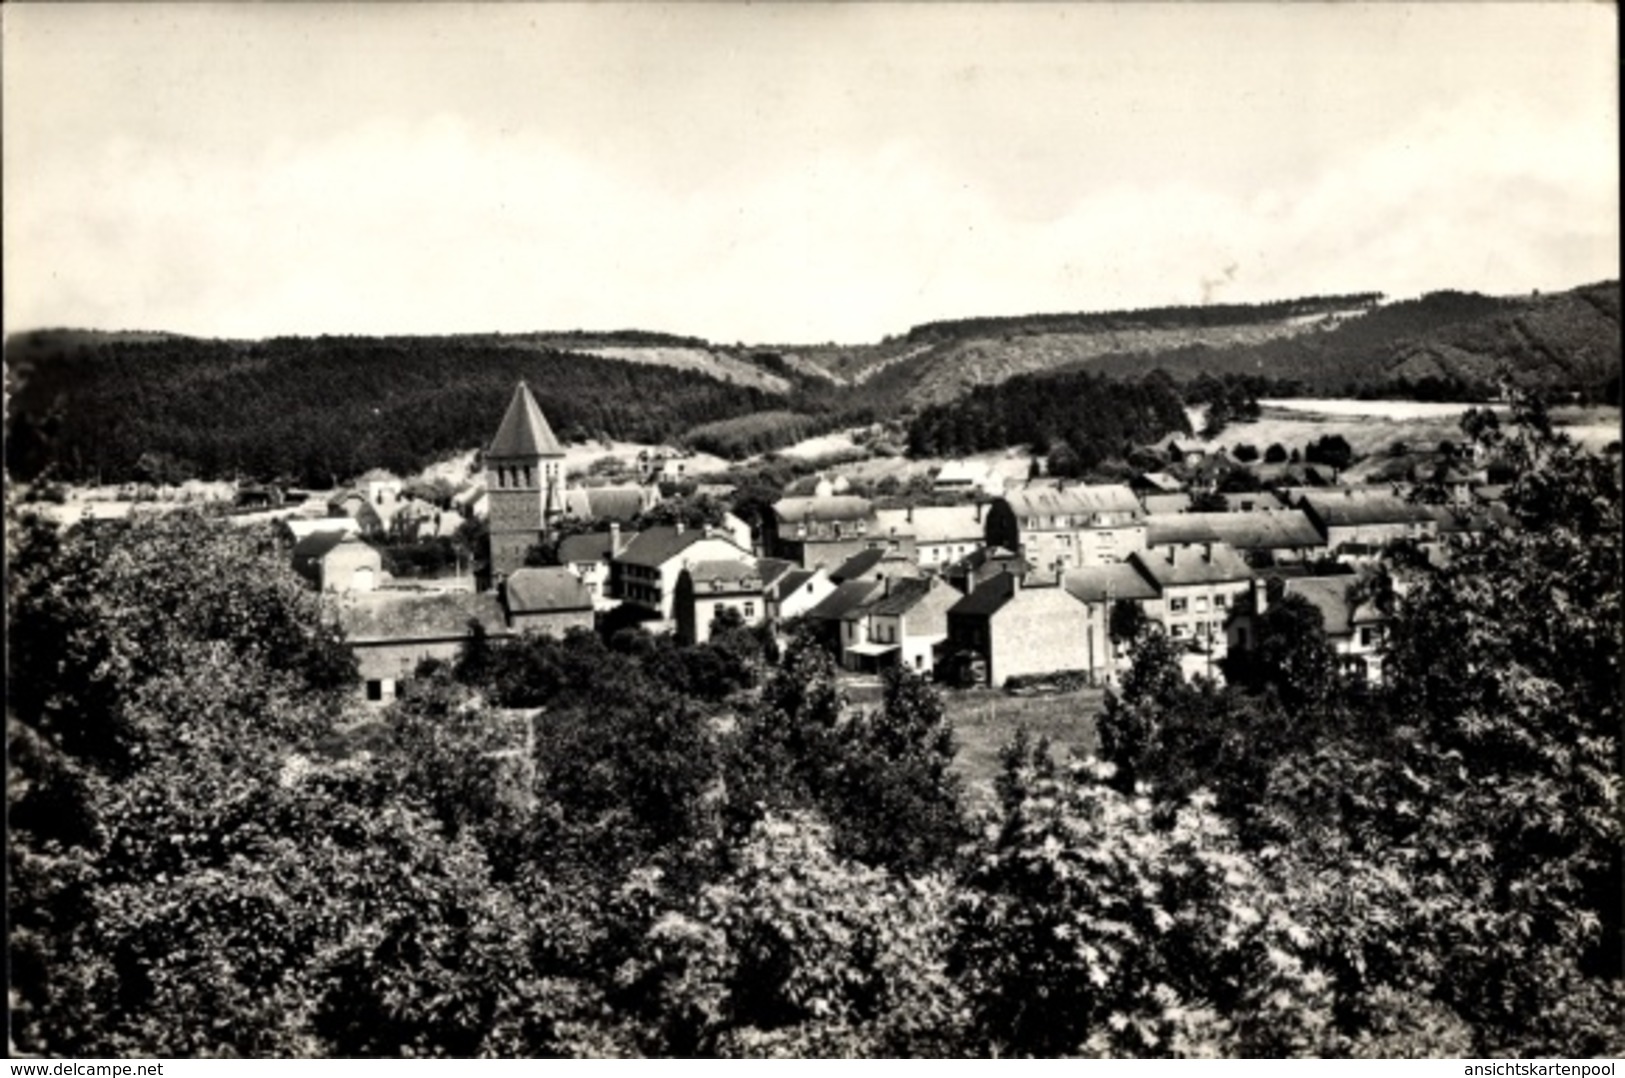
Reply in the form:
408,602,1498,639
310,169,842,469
1195,596,1209,613
1172,625,1190,639
1214,594,1228,609
1169,597,1188,613
366,680,384,702
743,602,755,618
1360,626,1377,647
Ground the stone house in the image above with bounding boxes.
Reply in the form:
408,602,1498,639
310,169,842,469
610,524,754,622
762,494,879,568
852,574,963,677
557,525,635,610
1227,575,1386,685
338,591,511,704
1298,488,1438,557
872,504,989,572
293,532,381,594
502,567,595,636
945,571,1094,688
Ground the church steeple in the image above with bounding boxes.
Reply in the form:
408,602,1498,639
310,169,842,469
484,380,566,581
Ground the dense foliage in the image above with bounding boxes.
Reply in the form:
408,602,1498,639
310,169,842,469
7,399,1621,1058
906,370,1190,469
5,334,782,486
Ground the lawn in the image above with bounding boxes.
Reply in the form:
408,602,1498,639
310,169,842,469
847,678,1105,796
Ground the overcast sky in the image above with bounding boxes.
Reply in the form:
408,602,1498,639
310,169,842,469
4,3,1617,344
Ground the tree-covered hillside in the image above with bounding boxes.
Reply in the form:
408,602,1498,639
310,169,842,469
5,334,785,486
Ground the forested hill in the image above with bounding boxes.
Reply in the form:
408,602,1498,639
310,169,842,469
4,333,789,486
1082,282,1622,398
782,293,1387,406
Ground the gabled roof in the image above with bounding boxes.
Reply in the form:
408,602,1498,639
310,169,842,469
948,571,1020,619
1064,563,1160,604
505,567,593,614
1131,543,1253,588
998,483,1143,520
292,530,353,563
488,381,563,458
615,525,746,569
934,459,992,484
1300,488,1436,528
682,559,763,593
337,592,510,643
865,577,934,617
1135,471,1185,493
755,557,798,590
1146,510,1325,551
873,505,985,544
806,579,883,621
769,567,822,600
1282,576,1381,636
557,530,632,565
772,495,874,524
1141,492,1194,515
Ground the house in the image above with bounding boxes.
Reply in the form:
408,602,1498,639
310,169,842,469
1140,492,1194,515
945,572,1093,688
1227,575,1385,684
1061,562,1161,686
1298,488,1438,557
502,567,595,636
932,459,1002,497
338,591,511,704
803,578,885,660
1145,509,1326,567
851,574,963,677
292,532,381,594
872,504,988,571
561,484,661,523
485,381,568,579
830,547,925,585
942,545,1028,595
1130,542,1254,672
1131,471,1185,496
984,482,1146,574
675,559,765,645
235,484,285,510
609,524,754,622
765,566,836,626
557,525,636,610
762,494,878,568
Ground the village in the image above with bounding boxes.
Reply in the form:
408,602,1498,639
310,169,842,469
192,380,1519,708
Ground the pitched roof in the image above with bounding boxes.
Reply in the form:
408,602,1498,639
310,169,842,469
948,571,1020,618
337,592,510,643
872,505,986,544
1301,488,1436,528
999,483,1143,521
557,530,632,565
292,530,353,563
768,567,821,600
934,459,992,484
1282,576,1381,636
682,559,763,593
505,567,593,614
806,579,883,621
831,547,887,581
1131,543,1254,588
772,495,874,524
1063,563,1159,604
755,557,798,590
865,577,934,616
1146,510,1325,550
488,381,563,458
615,525,746,568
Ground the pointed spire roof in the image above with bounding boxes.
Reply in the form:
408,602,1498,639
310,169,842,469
488,381,563,458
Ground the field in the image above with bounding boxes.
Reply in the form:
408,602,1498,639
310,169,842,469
846,678,1104,801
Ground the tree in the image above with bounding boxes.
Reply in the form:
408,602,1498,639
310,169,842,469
1232,443,1260,463
1264,443,1289,464
952,761,1334,1057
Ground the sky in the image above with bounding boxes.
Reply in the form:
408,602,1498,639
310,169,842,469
3,3,1618,344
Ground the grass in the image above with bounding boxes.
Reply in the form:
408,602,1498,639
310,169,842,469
848,677,1105,795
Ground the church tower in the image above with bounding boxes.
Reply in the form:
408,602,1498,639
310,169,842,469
484,380,565,579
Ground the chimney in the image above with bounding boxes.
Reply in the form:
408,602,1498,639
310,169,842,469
883,577,892,597
1168,545,1178,565
975,501,985,524
609,522,622,554
1203,542,1212,563
906,505,914,524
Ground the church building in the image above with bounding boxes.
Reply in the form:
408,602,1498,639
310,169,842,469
485,381,566,580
